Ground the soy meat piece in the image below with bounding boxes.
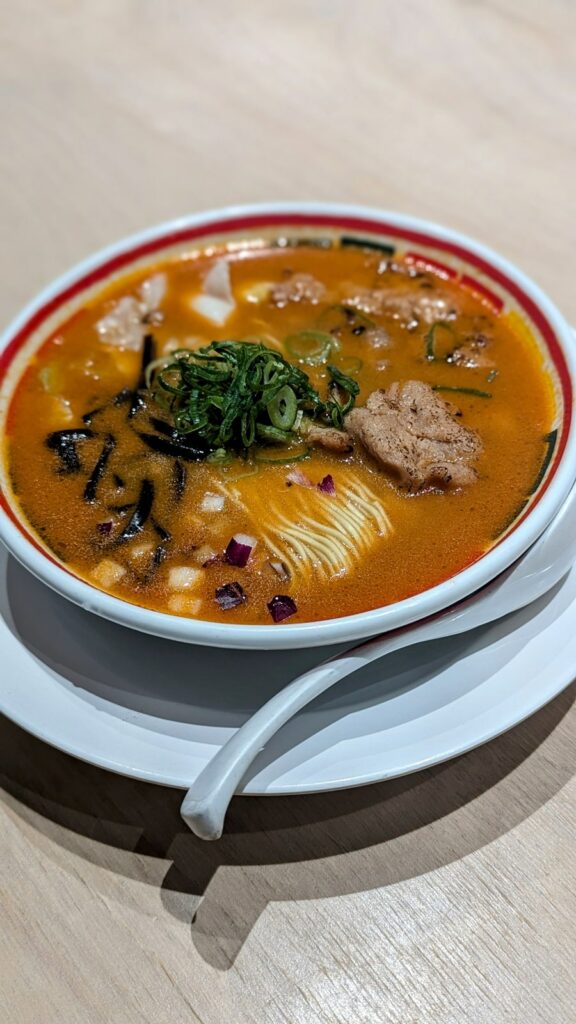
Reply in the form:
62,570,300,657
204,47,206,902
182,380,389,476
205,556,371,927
346,381,482,491
270,273,326,307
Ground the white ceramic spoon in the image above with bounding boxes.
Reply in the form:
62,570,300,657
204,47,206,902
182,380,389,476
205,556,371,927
181,482,576,839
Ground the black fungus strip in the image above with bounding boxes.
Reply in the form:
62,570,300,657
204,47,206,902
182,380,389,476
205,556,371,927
127,392,146,420
117,479,154,542
82,406,103,425
152,518,172,542
46,427,94,444
138,432,208,461
83,434,116,503
140,542,168,586
84,387,133,425
45,428,94,473
340,235,396,255
128,334,156,419
529,429,558,495
173,459,186,500
148,416,176,437
153,544,168,566
139,334,156,386
113,473,125,488
113,387,134,406
148,416,206,454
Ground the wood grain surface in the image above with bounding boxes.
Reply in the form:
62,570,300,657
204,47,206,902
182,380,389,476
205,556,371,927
1,2,576,1021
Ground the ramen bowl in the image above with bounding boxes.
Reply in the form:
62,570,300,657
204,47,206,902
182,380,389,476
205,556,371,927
1,203,575,649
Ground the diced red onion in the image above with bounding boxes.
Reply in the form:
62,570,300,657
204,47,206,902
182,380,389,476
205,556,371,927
267,594,297,623
269,560,291,582
97,520,114,535
286,469,314,488
317,474,336,495
215,582,247,610
224,533,257,568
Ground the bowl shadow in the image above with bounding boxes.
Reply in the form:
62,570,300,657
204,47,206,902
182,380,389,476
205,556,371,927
1,676,574,969
2,550,576,967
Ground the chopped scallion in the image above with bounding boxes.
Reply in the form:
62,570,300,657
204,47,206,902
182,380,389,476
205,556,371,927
433,385,492,399
284,331,334,366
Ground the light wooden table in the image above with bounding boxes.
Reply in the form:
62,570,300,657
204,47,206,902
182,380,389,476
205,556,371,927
1,2,576,1021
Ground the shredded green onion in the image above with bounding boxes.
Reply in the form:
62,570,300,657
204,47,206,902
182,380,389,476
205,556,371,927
145,355,173,390
206,448,233,464
267,385,298,430
425,322,455,361
222,462,260,482
433,385,492,399
150,340,359,455
335,355,363,375
326,363,361,424
254,445,311,465
257,424,292,444
284,330,335,366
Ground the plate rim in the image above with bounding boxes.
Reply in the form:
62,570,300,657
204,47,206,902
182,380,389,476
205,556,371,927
1,550,575,794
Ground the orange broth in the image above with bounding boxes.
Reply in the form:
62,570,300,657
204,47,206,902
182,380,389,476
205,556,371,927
4,243,556,624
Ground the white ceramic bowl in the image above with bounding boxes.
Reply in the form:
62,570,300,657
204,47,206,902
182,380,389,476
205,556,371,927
1,202,575,650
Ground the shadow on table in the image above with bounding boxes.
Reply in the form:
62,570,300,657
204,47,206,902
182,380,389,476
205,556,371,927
1,680,575,969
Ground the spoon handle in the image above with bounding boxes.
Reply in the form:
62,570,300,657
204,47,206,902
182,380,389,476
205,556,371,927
180,472,576,840
180,635,404,839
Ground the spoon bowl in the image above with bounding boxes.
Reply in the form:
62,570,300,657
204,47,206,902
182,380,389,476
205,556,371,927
181,480,576,839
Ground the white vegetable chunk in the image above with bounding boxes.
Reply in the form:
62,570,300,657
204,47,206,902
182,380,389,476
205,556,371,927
139,273,166,311
128,542,154,564
92,560,127,588
193,544,218,565
168,566,203,591
190,258,236,326
168,594,202,615
191,295,234,326
200,492,225,513
203,259,233,302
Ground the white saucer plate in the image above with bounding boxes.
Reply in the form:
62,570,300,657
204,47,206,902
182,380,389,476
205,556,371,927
0,543,575,794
